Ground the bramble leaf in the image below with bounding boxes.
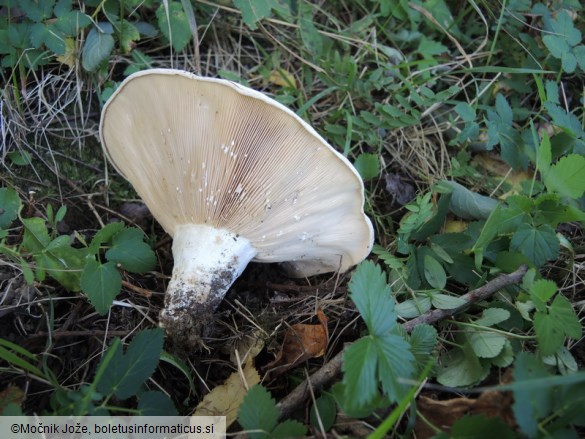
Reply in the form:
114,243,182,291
238,385,280,439
234,0,272,30
544,154,585,199
510,223,559,267
348,261,396,336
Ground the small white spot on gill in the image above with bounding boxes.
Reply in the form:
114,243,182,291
167,128,171,133
235,183,243,195
261,235,266,240
293,214,301,222
276,230,283,237
202,162,206,169
292,197,298,205
187,159,191,165
230,140,235,146
199,188,203,192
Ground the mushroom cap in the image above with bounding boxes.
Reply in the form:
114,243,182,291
100,69,374,276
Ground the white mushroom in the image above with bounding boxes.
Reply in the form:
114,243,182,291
99,69,374,345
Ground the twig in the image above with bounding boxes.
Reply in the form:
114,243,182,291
276,265,528,419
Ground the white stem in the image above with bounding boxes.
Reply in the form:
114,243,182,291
159,224,257,345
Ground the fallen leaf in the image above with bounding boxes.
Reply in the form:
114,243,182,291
415,370,515,438
0,386,25,415
442,218,468,233
267,68,297,88
384,173,416,207
229,331,265,365
264,309,329,379
471,153,533,198
192,360,260,428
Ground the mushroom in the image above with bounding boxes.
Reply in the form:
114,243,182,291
99,69,374,346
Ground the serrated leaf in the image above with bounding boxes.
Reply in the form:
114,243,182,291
510,223,559,267
97,328,164,400
54,10,92,35
534,312,564,356
156,1,192,52
348,261,396,336
512,352,552,437
116,20,140,53
137,391,178,415
492,339,514,367
431,293,467,310
375,334,414,401
342,337,378,407
468,331,506,358
550,10,581,46
238,385,280,438
409,325,438,366
353,153,380,181
234,0,272,30
550,294,582,340
475,308,511,327
423,255,447,289
543,35,570,59
82,25,114,71
529,279,557,313
80,259,121,315
442,180,498,220
544,154,585,199
105,227,156,273
0,188,21,229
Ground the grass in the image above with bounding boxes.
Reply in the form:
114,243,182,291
1,0,584,436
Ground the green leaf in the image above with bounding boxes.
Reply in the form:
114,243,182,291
82,25,114,71
271,420,307,438
468,331,506,358
543,35,571,59
442,180,498,220
21,217,51,252
529,279,557,313
19,0,55,22
97,328,164,400
0,188,21,229
88,222,125,255
137,391,178,416
443,415,517,439
348,261,396,336
544,154,585,198
80,259,122,315
423,255,446,289
430,293,467,309
353,153,380,181
409,324,438,366
342,337,378,407
375,334,414,401
234,0,272,30
395,295,432,318
7,150,32,166
510,223,560,267
492,339,514,368
536,132,552,177
550,294,582,340
105,227,156,274
436,342,488,387
116,20,140,53
36,245,85,291
475,308,511,327
54,11,92,35
238,385,280,439
534,312,564,356
550,10,581,46
309,394,336,432
156,1,192,52
512,353,552,437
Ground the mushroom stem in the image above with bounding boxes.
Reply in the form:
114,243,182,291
159,224,257,345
